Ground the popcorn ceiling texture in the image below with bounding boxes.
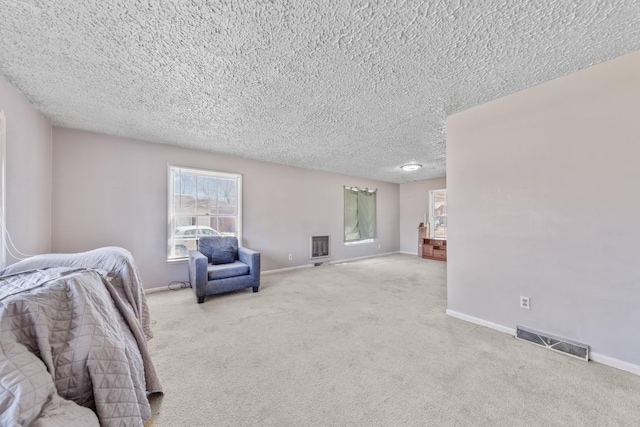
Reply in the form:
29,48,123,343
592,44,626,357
1,1,639,183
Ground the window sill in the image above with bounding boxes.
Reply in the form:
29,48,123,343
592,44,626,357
344,239,375,246
166,258,188,264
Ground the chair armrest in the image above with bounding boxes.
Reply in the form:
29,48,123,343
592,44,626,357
238,247,260,285
188,250,208,296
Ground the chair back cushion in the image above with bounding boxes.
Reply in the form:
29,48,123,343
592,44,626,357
198,236,239,265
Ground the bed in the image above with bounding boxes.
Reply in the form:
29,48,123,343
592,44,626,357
0,247,162,427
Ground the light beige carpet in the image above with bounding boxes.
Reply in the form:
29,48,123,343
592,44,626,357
144,254,640,426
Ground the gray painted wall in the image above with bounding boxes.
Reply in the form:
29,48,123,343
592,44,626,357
446,51,640,367
0,75,52,266
51,128,400,289
399,178,447,254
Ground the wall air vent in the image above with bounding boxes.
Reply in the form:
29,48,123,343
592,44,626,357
310,235,330,259
516,325,589,361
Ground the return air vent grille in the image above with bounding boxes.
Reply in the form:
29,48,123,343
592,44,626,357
310,236,330,259
516,326,589,361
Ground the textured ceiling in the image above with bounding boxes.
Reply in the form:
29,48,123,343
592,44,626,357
1,1,640,183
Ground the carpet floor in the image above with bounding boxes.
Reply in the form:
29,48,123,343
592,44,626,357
144,254,640,426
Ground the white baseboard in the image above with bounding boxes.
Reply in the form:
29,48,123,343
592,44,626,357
445,309,516,335
400,251,419,255
445,309,640,376
261,264,314,275
265,252,401,273
146,253,402,288
590,352,640,376
329,251,400,265
144,286,171,294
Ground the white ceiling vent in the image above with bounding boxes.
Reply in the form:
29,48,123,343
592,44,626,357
310,236,330,259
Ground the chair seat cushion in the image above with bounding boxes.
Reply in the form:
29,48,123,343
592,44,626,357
207,261,250,280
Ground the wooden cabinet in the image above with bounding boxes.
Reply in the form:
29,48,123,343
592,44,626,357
418,226,447,261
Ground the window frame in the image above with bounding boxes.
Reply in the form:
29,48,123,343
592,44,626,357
428,188,447,239
167,165,242,262
343,185,377,245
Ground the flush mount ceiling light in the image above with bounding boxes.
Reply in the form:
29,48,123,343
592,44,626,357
400,163,422,172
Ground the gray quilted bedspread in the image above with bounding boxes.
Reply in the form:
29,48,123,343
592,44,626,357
0,265,161,426
0,247,153,341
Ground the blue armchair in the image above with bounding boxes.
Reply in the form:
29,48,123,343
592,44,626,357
188,236,260,304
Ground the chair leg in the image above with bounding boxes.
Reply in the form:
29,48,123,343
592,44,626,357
252,286,259,293
197,296,205,303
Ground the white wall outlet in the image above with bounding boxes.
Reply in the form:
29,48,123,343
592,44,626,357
378,244,381,249
288,254,293,260
520,296,531,310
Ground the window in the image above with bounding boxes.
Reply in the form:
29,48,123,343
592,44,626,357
168,166,242,260
344,186,377,243
429,189,447,238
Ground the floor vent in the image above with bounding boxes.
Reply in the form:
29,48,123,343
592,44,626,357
310,235,330,259
516,326,589,361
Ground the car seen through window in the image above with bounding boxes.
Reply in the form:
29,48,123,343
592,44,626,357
174,226,221,256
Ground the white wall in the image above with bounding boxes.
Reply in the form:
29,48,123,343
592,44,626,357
51,128,400,289
0,75,52,265
398,177,447,254
446,51,640,368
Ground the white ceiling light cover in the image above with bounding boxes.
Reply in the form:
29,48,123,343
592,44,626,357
400,163,423,172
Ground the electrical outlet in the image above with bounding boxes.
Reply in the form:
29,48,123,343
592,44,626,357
520,296,530,310
378,244,381,249
288,254,293,260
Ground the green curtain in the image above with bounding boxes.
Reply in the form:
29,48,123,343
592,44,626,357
344,188,360,241
357,189,376,239
344,187,377,241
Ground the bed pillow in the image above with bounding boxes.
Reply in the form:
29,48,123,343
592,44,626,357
210,246,235,265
